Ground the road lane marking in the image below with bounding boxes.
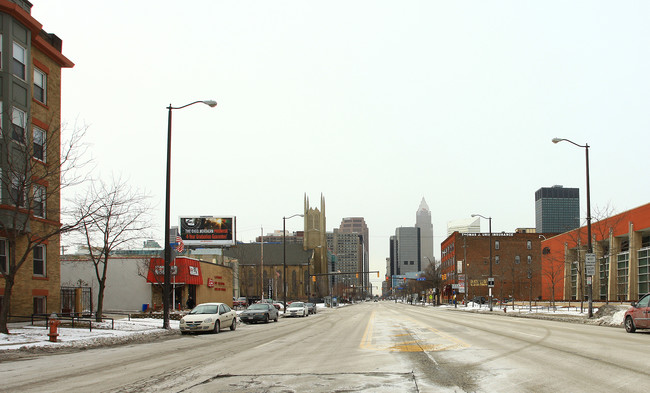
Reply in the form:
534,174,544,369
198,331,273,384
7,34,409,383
360,311,470,352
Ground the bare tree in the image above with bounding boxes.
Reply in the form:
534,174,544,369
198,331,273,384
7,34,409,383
0,121,90,334
71,178,151,322
541,248,565,308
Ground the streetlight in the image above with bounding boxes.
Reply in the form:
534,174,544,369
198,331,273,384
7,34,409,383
552,137,593,318
283,214,303,313
471,214,493,311
163,100,217,329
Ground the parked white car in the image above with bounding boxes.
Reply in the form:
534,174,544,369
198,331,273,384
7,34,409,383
286,302,309,317
180,303,237,334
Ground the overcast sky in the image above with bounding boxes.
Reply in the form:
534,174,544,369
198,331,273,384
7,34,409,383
34,1,650,292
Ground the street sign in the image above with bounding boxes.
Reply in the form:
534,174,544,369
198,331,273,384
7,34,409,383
417,277,426,281
586,253,596,264
488,277,494,288
452,284,459,289
585,253,596,276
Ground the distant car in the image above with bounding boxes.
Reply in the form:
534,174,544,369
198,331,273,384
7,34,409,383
257,299,282,310
180,303,237,334
306,302,317,314
471,296,487,304
624,293,650,333
240,303,279,324
233,297,248,308
286,302,308,317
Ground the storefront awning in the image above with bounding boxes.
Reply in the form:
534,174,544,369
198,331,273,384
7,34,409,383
146,257,203,285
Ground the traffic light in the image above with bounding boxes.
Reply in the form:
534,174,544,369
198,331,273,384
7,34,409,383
377,272,380,278
312,276,316,282
385,276,389,281
356,273,359,278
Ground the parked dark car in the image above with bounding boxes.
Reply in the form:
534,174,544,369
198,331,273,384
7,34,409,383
624,293,650,333
240,303,279,324
306,302,317,314
471,296,487,304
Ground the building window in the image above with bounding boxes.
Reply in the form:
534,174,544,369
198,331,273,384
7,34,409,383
12,42,26,80
33,127,46,162
12,107,26,143
527,255,532,264
527,240,532,249
33,245,46,276
495,255,500,264
33,185,46,218
10,174,26,207
33,296,46,315
515,256,521,264
0,239,7,275
34,68,47,104
495,240,500,250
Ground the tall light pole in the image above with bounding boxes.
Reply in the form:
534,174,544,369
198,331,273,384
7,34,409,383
163,100,217,329
552,137,593,318
471,214,493,311
283,214,303,313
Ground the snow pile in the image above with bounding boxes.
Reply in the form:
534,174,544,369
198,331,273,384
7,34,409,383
0,318,179,353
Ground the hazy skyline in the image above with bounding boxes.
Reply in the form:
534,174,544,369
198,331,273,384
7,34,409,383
33,1,650,292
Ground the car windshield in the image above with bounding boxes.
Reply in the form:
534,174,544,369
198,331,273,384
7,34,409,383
189,304,218,314
290,303,304,307
248,304,268,310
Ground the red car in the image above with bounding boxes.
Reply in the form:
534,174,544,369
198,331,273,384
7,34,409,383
624,293,650,333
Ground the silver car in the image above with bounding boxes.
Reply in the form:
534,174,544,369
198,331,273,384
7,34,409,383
286,302,309,317
180,303,237,334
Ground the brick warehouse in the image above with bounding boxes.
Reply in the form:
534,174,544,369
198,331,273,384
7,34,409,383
0,0,73,320
441,231,555,303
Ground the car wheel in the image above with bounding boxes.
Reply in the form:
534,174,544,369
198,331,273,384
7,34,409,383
264,314,269,323
230,317,237,331
181,331,189,335
213,320,221,334
625,316,636,333
274,314,278,322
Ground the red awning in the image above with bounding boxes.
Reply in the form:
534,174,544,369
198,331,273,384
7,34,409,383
146,257,203,285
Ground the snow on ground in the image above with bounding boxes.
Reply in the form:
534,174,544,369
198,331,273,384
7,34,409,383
0,318,179,352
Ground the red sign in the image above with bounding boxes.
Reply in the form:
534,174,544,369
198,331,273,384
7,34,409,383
207,278,215,288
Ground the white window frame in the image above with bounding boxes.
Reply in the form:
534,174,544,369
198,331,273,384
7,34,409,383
33,127,46,162
33,184,46,218
34,68,47,104
12,107,26,144
33,244,46,277
495,240,500,250
0,239,7,275
0,34,3,70
12,41,26,80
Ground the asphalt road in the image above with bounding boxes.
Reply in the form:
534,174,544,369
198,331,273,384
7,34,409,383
2,302,648,392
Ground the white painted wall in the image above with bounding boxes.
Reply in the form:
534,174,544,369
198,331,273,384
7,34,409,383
61,257,153,312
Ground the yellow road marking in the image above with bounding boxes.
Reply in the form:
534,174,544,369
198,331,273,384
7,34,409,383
360,312,470,352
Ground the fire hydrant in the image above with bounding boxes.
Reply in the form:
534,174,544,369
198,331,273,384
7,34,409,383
48,314,60,342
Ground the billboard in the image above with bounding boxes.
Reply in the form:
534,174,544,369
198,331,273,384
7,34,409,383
179,216,236,246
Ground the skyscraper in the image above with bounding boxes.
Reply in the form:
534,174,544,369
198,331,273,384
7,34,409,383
338,217,369,293
415,198,434,266
535,185,580,233
391,227,421,275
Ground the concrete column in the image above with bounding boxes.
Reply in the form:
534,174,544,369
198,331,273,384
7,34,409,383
610,235,621,301
628,223,641,301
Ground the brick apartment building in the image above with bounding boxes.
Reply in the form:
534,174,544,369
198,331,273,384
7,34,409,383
441,231,554,303
0,0,73,318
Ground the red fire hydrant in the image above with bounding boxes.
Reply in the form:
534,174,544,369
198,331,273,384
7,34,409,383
48,314,60,342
